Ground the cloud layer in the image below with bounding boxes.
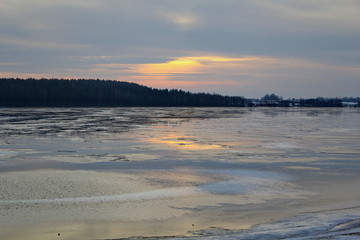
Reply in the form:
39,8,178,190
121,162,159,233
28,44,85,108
1,0,359,97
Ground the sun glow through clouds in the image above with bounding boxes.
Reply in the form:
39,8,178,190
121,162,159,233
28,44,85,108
123,56,275,90
137,58,203,75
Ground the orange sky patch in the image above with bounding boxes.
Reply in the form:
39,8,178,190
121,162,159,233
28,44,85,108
126,56,263,88
135,56,261,76
94,55,307,91
136,58,203,75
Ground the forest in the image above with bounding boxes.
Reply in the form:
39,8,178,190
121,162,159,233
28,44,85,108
0,78,246,107
1,78,357,108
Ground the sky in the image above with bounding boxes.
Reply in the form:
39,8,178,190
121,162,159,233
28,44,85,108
0,0,359,98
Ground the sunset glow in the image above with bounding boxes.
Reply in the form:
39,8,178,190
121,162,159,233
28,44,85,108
136,56,257,76
137,58,203,75
118,56,267,90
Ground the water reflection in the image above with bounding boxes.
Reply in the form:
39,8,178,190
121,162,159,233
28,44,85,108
147,133,223,151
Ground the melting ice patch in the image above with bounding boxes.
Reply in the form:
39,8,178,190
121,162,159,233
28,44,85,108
0,187,201,205
0,150,17,159
202,177,285,195
200,180,257,195
263,142,298,149
0,169,293,205
0,150,17,155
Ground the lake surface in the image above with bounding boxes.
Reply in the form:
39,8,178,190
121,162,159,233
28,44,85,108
0,107,359,239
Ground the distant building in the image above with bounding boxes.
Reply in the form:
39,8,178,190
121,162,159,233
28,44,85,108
342,102,358,107
288,101,300,107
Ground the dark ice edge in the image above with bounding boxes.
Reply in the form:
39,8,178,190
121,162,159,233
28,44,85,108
103,206,360,240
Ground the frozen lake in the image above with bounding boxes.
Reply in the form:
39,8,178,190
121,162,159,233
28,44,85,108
0,107,359,239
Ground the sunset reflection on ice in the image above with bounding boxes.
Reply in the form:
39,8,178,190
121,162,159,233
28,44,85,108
147,133,223,151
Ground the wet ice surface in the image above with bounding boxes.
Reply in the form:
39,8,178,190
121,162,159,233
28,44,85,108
0,108,360,239
156,207,360,240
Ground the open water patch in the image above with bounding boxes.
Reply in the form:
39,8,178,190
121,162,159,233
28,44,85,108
197,169,292,195
0,150,17,160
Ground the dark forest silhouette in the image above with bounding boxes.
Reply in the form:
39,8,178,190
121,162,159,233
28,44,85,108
1,78,358,107
0,78,245,107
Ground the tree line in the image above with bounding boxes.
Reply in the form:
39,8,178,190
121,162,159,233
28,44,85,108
1,79,357,108
0,78,245,107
